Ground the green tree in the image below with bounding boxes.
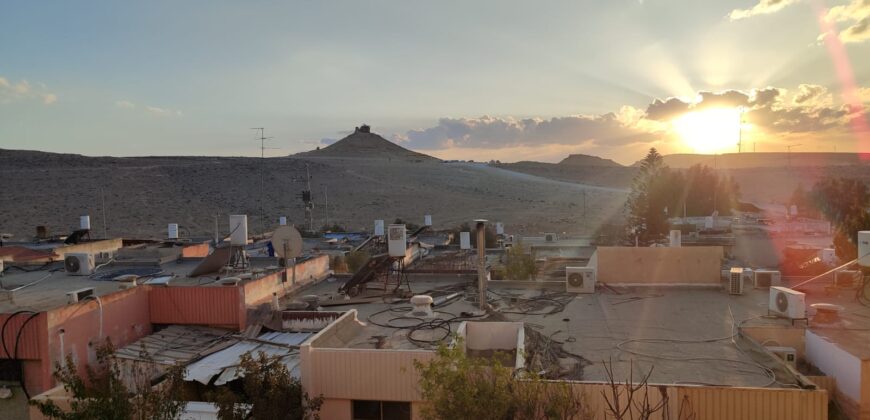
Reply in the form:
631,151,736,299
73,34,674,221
625,148,670,245
414,341,589,420
503,241,537,280
31,340,186,420
214,352,322,420
809,177,870,261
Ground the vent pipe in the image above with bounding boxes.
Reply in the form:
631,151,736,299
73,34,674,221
475,219,488,311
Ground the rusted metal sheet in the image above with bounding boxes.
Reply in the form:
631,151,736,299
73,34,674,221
149,287,243,329
0,312,44,360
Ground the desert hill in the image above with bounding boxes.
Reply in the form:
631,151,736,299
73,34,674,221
297,125,437,161
0,147,624,240
558,154,622,167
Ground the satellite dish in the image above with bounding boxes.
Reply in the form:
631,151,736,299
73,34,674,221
271,225,303,259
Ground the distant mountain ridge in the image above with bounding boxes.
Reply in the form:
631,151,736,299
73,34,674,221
297,125,438,161
558,154,622,167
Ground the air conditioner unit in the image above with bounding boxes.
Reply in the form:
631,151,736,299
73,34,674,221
67,287,95,304
769,287,806,319
754,270,781,288
728,267,744,295
544,233,556,242
835,270,859,288
566,267,595,294
64,253,95,275
766,346,797,367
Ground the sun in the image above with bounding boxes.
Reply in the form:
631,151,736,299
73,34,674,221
673,108,744,154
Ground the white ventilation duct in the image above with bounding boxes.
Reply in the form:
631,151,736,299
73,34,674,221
80,215,91,230
229,215,249,246
408,295,434,317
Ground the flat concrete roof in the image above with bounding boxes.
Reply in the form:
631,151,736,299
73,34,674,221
0,257,286,313
287,275,821,388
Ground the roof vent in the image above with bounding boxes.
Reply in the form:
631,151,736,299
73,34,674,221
67,288,95,304
408,295,434,318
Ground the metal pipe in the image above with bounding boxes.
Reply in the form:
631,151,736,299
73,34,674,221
475,220,488,310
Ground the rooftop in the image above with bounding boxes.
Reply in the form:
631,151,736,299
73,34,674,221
0,255,288,313
290,274,870,388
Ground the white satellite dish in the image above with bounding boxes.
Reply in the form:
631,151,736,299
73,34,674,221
271,225,303,259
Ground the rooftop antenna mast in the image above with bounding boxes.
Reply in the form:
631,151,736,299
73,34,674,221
251,128,277,234
737,107,746,153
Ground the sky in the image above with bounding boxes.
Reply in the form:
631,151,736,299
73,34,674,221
0,0,868,165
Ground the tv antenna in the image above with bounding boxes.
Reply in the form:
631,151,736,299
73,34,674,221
251,128,278,234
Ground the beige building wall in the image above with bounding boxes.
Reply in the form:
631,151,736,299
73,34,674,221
593,246,723,285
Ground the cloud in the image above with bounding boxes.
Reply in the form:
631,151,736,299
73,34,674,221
840,16,870,43
728,0,797,21
0,75,57,105
117,100,182,117
822,0,870,43
394,83,865,163
395,109,662,151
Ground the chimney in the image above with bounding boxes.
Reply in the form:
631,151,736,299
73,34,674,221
475,219,488,310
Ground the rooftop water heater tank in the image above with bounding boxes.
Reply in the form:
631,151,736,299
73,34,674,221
460,232,471,250
859,231,870,267
374,220,385,236
80,215,91,230
279,216,287,226
424,215,433,227
387,224,407,257
167,223,179,240
229,215,248,246
496,222,504,235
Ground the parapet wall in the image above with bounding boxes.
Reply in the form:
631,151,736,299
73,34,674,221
592,246,723,285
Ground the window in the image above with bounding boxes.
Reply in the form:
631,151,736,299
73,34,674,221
352,400,411,420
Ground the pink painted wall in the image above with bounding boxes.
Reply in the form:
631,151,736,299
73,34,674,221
44,286,152,395
149,286,244,330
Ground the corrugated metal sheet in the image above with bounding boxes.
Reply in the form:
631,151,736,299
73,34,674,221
0,312,44,360
149,287,242,328
677,386,828,420
184,332,311,385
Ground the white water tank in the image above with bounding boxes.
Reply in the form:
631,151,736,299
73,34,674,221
387,224,406,257
424,215,433,227
669,230,681,247
229,215,248,246
168,223,179,239
496,222,504,235
80,215,91,230
374,220,385,236
279,216,287,226
859,231,870,267
460,232,471,250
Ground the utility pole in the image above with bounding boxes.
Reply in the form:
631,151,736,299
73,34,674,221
251,128,275,234
101,188,108,239
324,185,329,228
737,107,745,153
